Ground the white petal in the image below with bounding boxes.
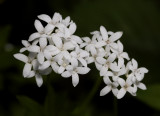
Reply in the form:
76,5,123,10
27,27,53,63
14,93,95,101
103,76,111,84
117,88,126,99
138,83,147,90
139,67,148,73
132,84,138,93
112,88,119,97
20,48,27,53
34,20,44,33
110,43,118,49
51,62,59,73
100,66,108,76
100,86,111,96
70,57,78,68
126,76,132,86
107,53,116,63
28,32,41,41
86,57,94,64
63,51,71,60
38,14,52,23
95,41,106,48
109,32,123,42
106,71,113,77
100,26,108,41
35,73,43,87
110,62,120,72
78,58,87,67
95,62,102,70
118,78,125,87
61,71,71,78
82,37,91,43
66,65,73,71
44,23,55,34
76,67,90,74
64,28,71,38
71,35,83,44
69,23,77,35
63,16,70,26
90,46,97,56
39,61,50,70
28,45,40,53
121,52,130,60
45,45,60,55
43,50,52,60
79,50,89,58
127,86,134,94
27,71,35,78
96,57,106,64
63,42,75,50
52,12,62,23
39,37,47,49
117,40,123,52
118,57,124,68
132,59,138,70
23,63,32,77
58,66,65,74
72,73,79,87
32,39,39,45
37,52,44,64
32,59,39,70
22,40,30,47
52,35,62,49
136,74,143,81
14,53,28,63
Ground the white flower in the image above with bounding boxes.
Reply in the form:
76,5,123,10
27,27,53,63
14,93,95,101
28,59,52,87
14,12,148,98
129,59,148,81
115,40,130,67
14,53,36,78
61,64,90,87
100,76,119,97
100,26,123,50
117,77,135,99
70,47,89,67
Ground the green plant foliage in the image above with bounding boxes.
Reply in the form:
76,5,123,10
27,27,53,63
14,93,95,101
44,84,56,116
17,96,44,116
137,84,160,111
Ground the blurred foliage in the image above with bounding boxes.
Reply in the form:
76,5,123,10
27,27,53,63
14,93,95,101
0,0,160,116
137,84,160,111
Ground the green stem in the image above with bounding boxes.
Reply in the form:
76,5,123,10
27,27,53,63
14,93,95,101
113,97,118,116
72,76,102,115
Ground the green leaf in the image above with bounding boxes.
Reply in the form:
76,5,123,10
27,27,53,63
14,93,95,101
137,84,160,111
17,95,44,116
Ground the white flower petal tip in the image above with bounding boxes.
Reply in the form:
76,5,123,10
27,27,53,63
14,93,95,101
37,14,52,23
100,86,111,96
117,88,126,99
35,74,43,87
28,33,41,41
14,53,28,63
34,19,44,33
100,26,108,40
72,73,79,87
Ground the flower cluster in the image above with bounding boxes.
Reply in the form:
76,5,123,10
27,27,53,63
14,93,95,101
14,12,148,99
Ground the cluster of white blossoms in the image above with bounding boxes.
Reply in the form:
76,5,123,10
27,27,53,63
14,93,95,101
14,12,148,99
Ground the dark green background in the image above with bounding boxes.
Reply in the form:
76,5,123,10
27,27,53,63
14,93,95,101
0,0,160,116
